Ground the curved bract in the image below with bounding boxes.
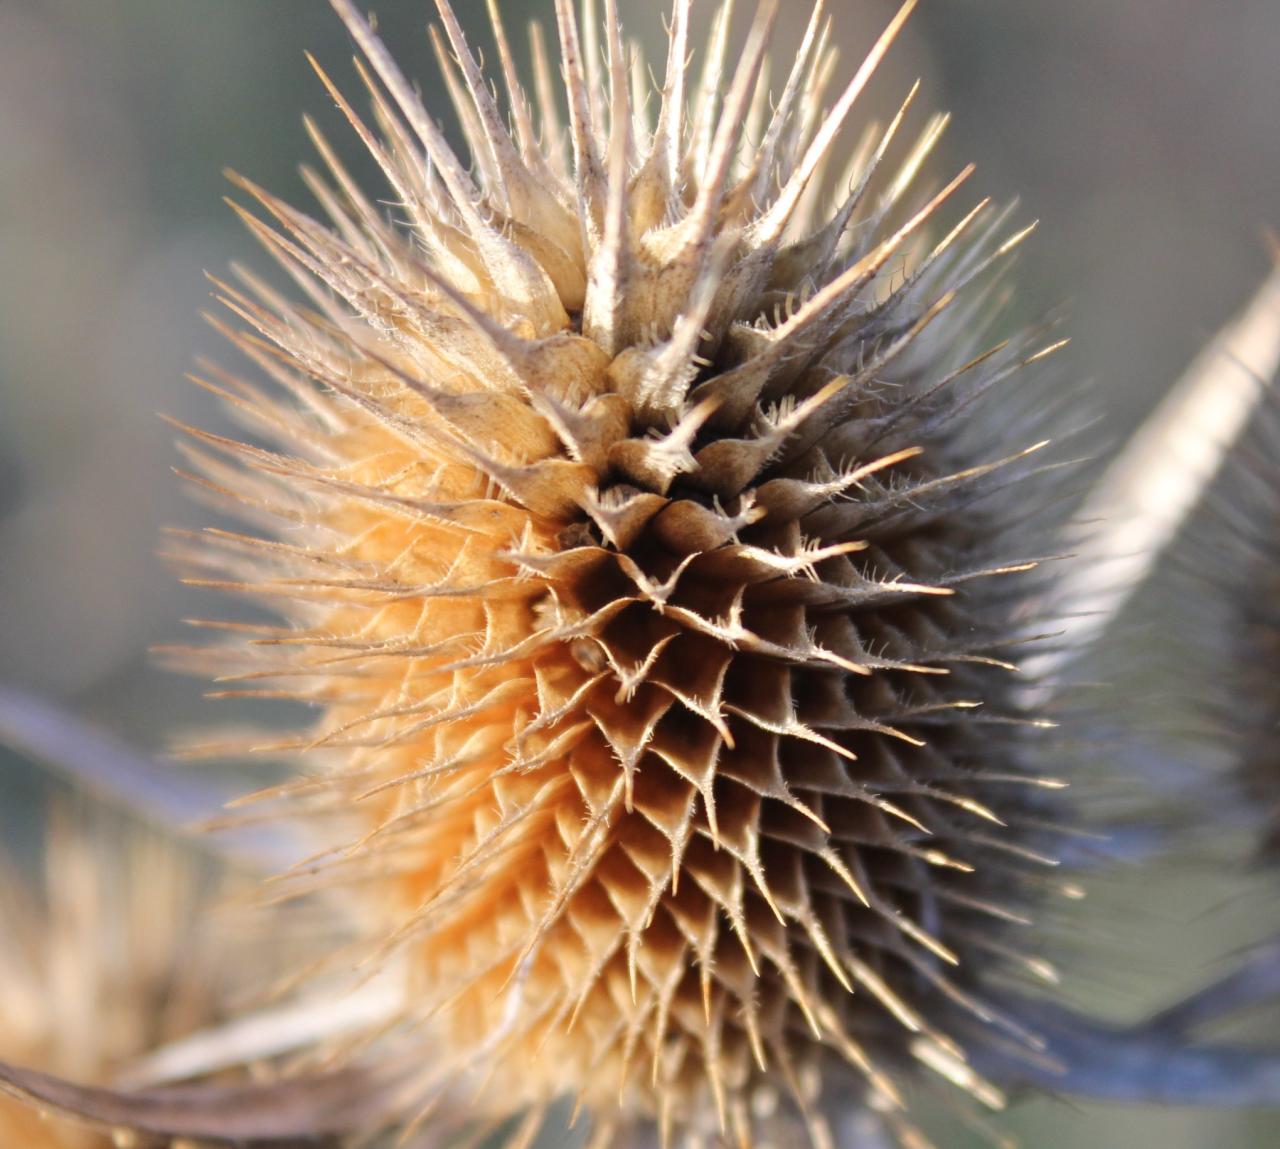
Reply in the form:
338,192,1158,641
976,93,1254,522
170,0,1074,1143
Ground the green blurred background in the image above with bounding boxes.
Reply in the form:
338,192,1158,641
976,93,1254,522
1,1,1279,1145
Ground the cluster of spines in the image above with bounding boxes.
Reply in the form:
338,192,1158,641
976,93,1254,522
164,1,1075,1145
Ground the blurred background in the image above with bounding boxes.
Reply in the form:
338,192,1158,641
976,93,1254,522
1,1,1278,1146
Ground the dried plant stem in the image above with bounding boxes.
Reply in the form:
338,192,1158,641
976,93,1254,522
982,994,1280,1108
1143,940,1280,1040
0,1061,393,1148
0,686,299,871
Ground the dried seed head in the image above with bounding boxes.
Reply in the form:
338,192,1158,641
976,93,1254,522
0,816,221,1148
171,0,1072,1143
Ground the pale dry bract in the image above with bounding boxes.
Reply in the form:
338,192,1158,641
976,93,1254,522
168,0,1074,1144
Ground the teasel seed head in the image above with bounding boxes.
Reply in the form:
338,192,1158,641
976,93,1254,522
167,0,1075,1143
0,814,223,1148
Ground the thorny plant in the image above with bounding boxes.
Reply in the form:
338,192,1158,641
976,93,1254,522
1,2,1280,1148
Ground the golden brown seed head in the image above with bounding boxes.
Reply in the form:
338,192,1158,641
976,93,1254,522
172,0,1071,1142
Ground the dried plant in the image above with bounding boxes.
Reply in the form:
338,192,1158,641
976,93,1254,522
151,0,1082,1142
2,3,1280,1149
0,813,222,1147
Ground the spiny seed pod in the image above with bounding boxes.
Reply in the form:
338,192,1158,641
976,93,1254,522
167,0,1073,1143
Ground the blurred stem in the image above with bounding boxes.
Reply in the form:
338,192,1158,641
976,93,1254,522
0,685,297,872
0,1060,391,1148
1144,940,1280,1039
984,989,1280,1107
